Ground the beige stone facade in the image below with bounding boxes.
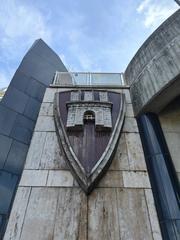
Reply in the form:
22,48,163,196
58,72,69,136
4,87,162,240
159,96,180,181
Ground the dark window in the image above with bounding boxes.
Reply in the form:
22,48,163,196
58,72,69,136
83,111,95,123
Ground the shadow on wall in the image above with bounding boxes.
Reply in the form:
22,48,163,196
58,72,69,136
0,39,67,238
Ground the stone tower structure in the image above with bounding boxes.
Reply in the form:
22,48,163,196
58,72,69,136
0,9,179,240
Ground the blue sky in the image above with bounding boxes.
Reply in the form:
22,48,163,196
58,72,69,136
0,0,179,88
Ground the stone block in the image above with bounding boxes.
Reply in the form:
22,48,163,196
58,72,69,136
122,117,139,133
110,133,129,170
4,187,31,240
35,116,55,132
43,88,57,103
88,188,120,240
40,132,68,170
25,132,47,169
97,171,123,188
125,104,134,117
125,133,147,171
160,117,180,132
163,132,180,172
19,170,48,186
20,188,59,240
110,153,129,171
116,188,153,240
47,170,73,187
53,189,87,240
145,189,162,240
122,89,131,103
123,171,151,188
39,102,54,116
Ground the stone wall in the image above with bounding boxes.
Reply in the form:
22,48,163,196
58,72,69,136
4,87,162,240
159,96,180,181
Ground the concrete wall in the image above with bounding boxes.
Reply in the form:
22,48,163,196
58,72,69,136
4,87,162,240
159,96,180,181
125,10,180,116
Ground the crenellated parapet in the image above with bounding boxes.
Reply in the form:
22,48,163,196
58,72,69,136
66,91,112,131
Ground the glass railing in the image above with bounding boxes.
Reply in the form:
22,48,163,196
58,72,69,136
53,72,125,86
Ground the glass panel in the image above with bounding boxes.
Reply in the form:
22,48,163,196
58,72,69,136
71,73,90,85
91,73,122,85
54,72,124,86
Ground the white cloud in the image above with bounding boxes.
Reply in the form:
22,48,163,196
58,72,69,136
0,0,52,87
0,0,52,45
0,70,12,88
137,0,179,29
137,0,152,13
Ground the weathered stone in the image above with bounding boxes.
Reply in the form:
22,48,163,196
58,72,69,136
110,153,129,171
43,88,57,103
122,89,131,103
125,133,147,171
125,104,134,117
162,132,180,172
53,188,87,240
4,187,31,240
123,171,151,188
145,189,162,240
159,98,180,178
88,188,120,240
19,170,48,186
20,188,59,240
35,116,55,132
97,171,123,188
39,132,68,170
122,117,139,133
71,91,80,101
47,170,73,187
99,91,108,101
84,91,93,101
116,188,153,240
39,102,54,116
25,132,46,169
125,11,180,115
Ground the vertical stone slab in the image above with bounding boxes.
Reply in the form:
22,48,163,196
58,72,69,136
125,133,147,170
116,189,153,240
145,189,162,240
25,132,47,169
53,188,87,240
110,133,129,170
4,187,31,240
40,132,68,170
88,188,120,240
20,188,59,240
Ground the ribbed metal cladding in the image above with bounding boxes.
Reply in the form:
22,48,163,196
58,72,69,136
137,113,180,240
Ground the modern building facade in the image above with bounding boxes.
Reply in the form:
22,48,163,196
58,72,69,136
0,9,179,240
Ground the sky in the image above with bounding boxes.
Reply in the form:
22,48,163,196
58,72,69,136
0,0,179,88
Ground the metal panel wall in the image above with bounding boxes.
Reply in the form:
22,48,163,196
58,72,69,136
0,39,67,238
